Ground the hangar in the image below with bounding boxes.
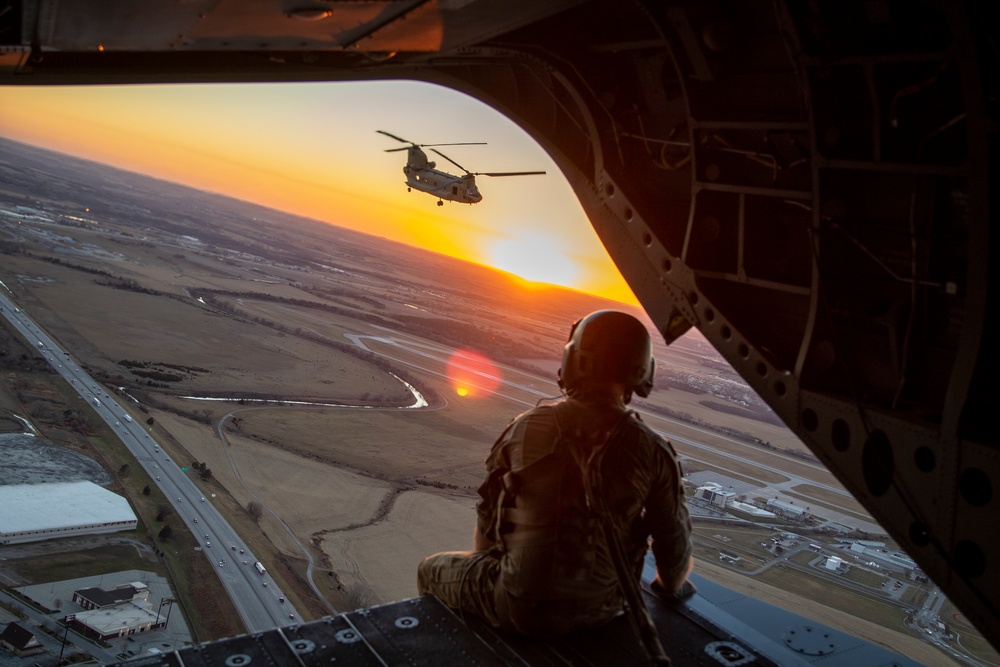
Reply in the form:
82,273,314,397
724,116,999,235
0,481,137,545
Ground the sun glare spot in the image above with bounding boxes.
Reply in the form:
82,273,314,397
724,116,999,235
489,234,581,289
446,349,501,398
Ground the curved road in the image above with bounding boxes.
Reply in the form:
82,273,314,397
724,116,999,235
345,327,877,531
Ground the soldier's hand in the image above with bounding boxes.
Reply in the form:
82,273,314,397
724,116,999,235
650,577,697,601
673,579,697,600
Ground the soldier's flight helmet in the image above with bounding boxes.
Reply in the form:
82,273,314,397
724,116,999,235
558,310,655,398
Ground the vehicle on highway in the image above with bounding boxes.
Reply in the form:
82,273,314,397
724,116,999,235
206,541,211,547
255,561,267,575
194,518,198,523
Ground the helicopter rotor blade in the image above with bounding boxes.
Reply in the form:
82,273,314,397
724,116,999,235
379,131,486,150
478,171,547,177
376,130,412,144
384,147,413,153
431,149,470,174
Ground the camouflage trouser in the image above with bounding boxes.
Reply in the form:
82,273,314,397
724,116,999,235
417,550,621,636
416,550,506,629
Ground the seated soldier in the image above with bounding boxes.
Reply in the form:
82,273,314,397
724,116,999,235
418,310,693,656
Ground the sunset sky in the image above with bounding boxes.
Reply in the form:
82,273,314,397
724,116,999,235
0,81,636,304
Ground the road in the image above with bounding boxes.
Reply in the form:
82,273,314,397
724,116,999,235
0,289,295,633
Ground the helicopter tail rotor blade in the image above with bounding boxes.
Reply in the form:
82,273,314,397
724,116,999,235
431,149,470,174
479,171,547,177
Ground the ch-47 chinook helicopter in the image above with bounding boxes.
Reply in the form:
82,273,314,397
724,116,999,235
378,130,545,206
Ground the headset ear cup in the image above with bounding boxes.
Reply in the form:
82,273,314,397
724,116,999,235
636,358,655,398
557,310,654,396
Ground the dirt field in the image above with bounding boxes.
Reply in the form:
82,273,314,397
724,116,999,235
322,489,477,606
3,141,989,665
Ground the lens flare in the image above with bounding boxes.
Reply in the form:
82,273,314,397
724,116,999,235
446,349,501,398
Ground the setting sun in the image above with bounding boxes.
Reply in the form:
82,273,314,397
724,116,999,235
488,233,581,288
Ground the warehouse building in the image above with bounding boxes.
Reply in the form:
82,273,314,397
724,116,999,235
74,582,149,610
66,582,167,640
68,601,167,641
0,481,136,545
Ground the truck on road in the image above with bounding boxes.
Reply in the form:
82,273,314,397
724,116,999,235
254,561,266,575
93,398,101,407
124,414,133,422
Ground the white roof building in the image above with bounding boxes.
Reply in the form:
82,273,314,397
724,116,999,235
0,481,137,545
766,498,809,518
69,600,165,641
695,483,737,508
824,556,844,571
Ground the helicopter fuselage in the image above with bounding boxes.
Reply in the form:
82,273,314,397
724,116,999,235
382,138,542,205
403,163,482,204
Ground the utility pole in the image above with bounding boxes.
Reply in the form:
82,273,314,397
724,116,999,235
155,598,174,630
59,614,75,665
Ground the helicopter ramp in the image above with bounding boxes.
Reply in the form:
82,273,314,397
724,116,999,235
108,573,922,667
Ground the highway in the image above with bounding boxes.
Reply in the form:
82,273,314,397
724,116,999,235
0,289,294,633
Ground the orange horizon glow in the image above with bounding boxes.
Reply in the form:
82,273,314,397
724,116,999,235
0,82,639,305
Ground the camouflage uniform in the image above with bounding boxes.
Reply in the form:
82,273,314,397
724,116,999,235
417,390,692,636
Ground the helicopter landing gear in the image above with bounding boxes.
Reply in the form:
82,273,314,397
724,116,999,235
437,200,443,206
407,187,411,192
